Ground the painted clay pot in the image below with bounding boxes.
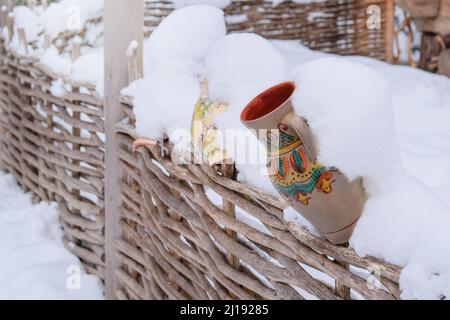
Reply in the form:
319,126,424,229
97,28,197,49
241,82,366,244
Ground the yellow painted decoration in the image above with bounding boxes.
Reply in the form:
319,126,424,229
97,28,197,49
191,81,229,166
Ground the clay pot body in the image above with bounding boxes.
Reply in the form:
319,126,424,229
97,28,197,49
241,82,366,244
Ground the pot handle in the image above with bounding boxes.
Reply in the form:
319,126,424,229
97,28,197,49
283,113,318,160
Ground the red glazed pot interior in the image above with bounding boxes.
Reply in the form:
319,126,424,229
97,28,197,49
241,82,296,122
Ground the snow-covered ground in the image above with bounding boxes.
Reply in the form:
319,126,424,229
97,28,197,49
0,173,103,300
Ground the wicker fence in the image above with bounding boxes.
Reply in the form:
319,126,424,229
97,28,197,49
0,45,106,279
0,0,402,300
144,0,394,60
115,98,402,300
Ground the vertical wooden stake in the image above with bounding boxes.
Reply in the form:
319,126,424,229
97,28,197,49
71,38,82,207
222,163,240,271
71,40,81,62
0,0,12,28
384,0,395,63
0,6,7,28
126,42,142,83
17,28,28,55
335,260,351,300
43,34,52,49
104,0,144,300
26,0,36,8
6,13,14,43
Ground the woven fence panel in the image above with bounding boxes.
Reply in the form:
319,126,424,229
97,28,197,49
0,45,105,280
113,97,402,300
144,0,392,60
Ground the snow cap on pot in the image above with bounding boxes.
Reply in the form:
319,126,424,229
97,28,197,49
241,80,366,244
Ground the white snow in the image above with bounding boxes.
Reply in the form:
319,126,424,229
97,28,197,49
50,78,70,97
285,55,450,300
41,0,103,38
143,4,226,76
352,175,450,300
3,1,104,95
291,57,404,185
40,46,104,96
124,5,226,142
0,173,103,299
273,0,325,5
71,50,104,95
123,70,200,147
225,14,247,24
171,0,231,9
206,33,287,182
7,1,103,45
252,41,450,299
41,46,72,76
206,33,287,113
12,6,42,43
127,40,139,53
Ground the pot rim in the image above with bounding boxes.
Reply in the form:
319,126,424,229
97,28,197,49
240,81,297,124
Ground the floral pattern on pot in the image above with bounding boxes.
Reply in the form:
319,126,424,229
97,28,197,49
268,123,337,206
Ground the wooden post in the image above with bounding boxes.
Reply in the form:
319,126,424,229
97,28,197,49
438,49,450,77
6,13,13,43
384,0,395,63
17,28,28,54
43,34,52,49
335,260,351,299
0,0,12,28
419,33,447,73
104,0,144,300
26,0,36,8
